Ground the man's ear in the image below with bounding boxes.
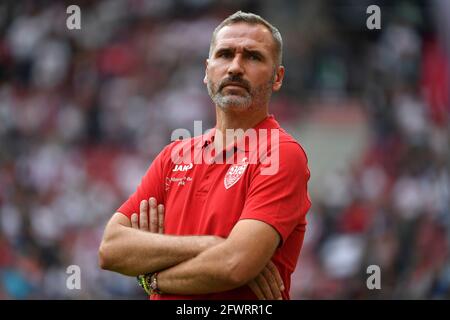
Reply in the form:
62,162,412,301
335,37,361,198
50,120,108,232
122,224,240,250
203,59,209,85
272,65,285,92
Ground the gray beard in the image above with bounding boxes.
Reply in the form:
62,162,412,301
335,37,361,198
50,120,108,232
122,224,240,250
209,89,252,110
207,79,273,111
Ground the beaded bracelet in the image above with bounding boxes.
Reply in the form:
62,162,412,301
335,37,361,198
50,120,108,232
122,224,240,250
136,274,151,295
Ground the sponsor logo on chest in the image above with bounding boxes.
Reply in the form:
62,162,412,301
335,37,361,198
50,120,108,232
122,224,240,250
172,163,193,172
166,163,194,191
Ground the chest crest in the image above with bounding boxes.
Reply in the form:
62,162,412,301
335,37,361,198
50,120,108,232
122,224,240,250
224,157,248,190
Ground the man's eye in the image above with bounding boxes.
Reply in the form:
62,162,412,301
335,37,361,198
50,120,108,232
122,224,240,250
249,54,261,61
218,52,232,58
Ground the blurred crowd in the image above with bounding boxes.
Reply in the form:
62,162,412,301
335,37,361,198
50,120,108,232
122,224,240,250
0,0,449,299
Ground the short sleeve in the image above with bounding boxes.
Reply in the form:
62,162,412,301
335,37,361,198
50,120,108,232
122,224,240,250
239,142,311,246
116,144,171,220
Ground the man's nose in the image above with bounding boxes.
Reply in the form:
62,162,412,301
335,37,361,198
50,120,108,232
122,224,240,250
227,55,244,76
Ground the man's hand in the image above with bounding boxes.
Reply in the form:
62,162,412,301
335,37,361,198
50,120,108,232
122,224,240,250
132,197,165,294
130,197,164,234
248,260,284,300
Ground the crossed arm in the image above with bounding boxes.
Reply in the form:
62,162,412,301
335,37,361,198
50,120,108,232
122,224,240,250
99,198,284,299
98,210,221,276
156,218,280,295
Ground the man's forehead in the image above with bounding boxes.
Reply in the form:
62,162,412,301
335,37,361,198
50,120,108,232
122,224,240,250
214,23,274,51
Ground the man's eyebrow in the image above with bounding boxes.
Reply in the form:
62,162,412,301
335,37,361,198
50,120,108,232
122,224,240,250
243,48,265,58
215,47,234,54
214,47,266,57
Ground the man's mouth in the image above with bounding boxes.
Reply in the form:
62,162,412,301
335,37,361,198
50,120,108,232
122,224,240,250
225,84,245,89
221,82,249,92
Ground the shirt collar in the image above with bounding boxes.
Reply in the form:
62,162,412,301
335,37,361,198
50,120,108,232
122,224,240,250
202,114,281,151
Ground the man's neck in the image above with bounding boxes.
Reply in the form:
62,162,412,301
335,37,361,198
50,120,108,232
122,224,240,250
214,105,269,151
215,106,268,132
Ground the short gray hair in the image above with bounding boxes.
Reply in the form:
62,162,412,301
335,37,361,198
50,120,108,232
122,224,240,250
209,11,283,66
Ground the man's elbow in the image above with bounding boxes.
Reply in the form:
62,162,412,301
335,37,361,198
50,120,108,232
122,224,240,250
98,215,126,271
98,240,113,271
98,229,121,271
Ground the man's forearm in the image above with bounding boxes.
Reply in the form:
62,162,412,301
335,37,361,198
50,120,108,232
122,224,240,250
156,220,281,296
157,241,244,295
99,223,224,276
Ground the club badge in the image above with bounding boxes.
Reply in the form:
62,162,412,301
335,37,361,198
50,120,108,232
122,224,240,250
224,157,248,190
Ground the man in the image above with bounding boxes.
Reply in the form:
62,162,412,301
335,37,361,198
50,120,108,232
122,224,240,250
99,11,311,300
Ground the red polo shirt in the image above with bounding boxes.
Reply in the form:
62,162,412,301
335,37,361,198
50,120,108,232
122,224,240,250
117,115,311,300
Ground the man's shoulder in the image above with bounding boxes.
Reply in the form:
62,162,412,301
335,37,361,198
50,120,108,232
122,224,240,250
276,127,308,163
